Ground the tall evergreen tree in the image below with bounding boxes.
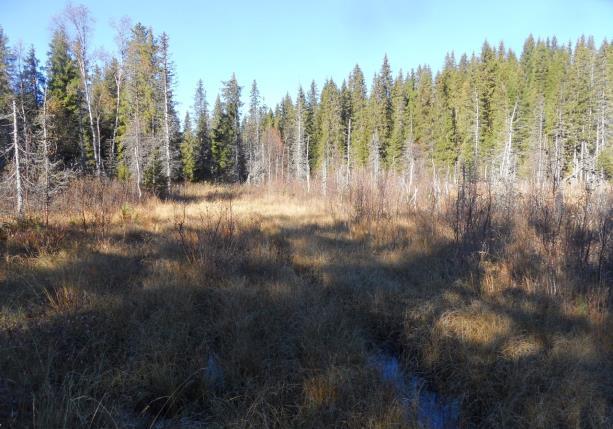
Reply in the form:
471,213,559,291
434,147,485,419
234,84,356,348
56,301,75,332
316,79,343,191
244,80,262,182
432,53,461,168
180,111,198,181
158,32,179,192
46,27,82,166
347,64,368,167
413,65,434,156
388,69,407,169
478,41,499,166
210,94,233,181
118,23,159,197
0,27,13,168
369,55,394,156
220,73,242,181
278,92,295,178
305,80,319,174
193,79,210,180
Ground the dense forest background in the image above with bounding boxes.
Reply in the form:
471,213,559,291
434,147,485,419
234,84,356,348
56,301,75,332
1,4,612,428
0,4,611,213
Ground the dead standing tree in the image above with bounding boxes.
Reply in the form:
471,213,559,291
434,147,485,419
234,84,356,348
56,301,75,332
64,3,101,175
34,86,71,225
12,99,24,216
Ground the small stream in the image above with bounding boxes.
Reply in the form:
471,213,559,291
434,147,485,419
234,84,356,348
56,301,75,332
369,352,461,429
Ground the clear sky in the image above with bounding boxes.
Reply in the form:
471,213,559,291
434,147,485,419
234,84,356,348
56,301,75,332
1,0,612,119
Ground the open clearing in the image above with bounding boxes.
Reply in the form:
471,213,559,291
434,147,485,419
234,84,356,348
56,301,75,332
1,183,611,428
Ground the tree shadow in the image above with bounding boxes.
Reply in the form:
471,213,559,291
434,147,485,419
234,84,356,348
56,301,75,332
0,207,611,428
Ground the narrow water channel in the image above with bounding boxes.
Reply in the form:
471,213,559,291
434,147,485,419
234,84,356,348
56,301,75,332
369,352,461,429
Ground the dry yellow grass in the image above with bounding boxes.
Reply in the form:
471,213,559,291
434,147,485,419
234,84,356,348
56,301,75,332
0,180,611,428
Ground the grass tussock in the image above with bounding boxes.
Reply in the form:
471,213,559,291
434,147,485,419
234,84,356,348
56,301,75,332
0,179,611,428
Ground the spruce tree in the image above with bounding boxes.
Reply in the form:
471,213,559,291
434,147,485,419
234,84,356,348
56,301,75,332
143,148,166,197
220,74,242,181
158,32,179,193
245,80,262,182
46,28,82,165
316,79,343,190
305,80,319,173
180,112,198,181
193,79,210,180
370,55,393,156
117,23,160,197
210,95,232,181
347,65,368,167
0,27,14,169
413,65,434,156
278,93,295,176
388,69,407,169
432,53,460,168
478,41,499,166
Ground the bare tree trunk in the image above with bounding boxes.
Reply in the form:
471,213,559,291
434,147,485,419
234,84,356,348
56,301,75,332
135,105,142,200
267,149,270,186
536,100,544,187
13,100,24,217
306,135,310,193
19,90,30,211
134,146,142,199
254,109,260,184
281,146,285,183
553,109,563,193
474,89,480,164
234,134,240,182
80,61,99,175
110,69,122,170
96,112,104,174
42,88,50,225
162,69,172,195
346,118,351,187
294,101,303,181
500,100,518,181
64,5,100,174
322,139,328,196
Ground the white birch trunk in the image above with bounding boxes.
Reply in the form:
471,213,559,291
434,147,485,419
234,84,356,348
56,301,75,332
346,118,351,186
78,57,99,175
163,67,172,194
13,100,24,216
42,88,50,224
306,135,310,193
500,100,518,181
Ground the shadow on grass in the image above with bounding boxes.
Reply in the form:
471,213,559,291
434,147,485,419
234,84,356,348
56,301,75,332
0,209,611,428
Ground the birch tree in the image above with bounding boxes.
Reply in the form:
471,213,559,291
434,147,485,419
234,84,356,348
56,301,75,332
11,99,24,216
64,3,101,174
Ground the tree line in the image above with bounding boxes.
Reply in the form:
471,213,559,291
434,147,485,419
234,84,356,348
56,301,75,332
1,4,611,216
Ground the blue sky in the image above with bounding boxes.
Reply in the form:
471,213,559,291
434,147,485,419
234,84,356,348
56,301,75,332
1,0,612,118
